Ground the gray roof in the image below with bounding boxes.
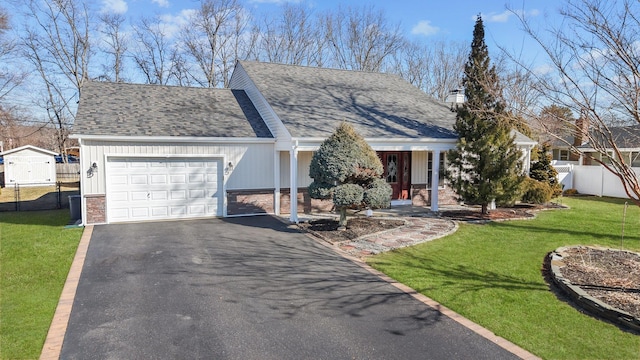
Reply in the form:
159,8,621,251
579,124,640,149
73,82,272,138
238,61,457,139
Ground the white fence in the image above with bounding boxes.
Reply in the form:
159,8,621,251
554,164,640,199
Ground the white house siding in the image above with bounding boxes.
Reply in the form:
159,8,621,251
81,140,275,195
411,151,428,184
279,151,313,188
229,64,290,141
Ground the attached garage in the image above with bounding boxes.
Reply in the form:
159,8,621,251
1,145,58,187
106,157,223,223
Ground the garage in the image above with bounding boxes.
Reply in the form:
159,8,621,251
106,157,223,223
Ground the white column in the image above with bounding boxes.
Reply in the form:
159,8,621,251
430,150,440,212
274,151,280,215
289,144,299,223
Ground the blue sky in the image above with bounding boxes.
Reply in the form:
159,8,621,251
99,0,560,65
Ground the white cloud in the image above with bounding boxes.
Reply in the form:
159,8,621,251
101,0,128,14
478,9,541,23
158,9,196,38
152,0,170,8
411,20,439,36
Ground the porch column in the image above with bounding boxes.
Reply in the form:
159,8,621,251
430,150,440,212
289,143,299,223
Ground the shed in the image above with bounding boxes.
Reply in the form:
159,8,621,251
0,145,58,187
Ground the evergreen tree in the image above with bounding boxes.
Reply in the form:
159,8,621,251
446,15,524,214
529,143,562,197
309,123,392,227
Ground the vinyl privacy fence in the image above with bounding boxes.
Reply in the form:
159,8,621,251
555,164,640,199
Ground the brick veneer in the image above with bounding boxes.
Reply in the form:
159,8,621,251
227,190,274,215
85,194,106,224
226,188,333,216
279,188,334,214
411,184,459,207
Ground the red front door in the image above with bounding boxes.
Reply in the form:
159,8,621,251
379,152,411,200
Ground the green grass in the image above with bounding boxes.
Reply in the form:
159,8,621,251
0,210,82,360
368,196,640,360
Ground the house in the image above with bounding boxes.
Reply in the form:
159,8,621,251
548,119,640,167
0,145,58,187
72,61,535,225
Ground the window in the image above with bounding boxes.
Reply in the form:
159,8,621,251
427,152,445,187
552,149,570,161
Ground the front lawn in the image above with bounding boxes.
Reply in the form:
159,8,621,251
368,197,640,360
0,210,82,359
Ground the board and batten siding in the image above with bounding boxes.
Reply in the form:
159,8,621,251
279,151,313,188
228,63,290,141
81,140,275,195
411,151,428,184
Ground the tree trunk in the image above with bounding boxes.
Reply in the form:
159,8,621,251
481,203,489,215
338,207,347,229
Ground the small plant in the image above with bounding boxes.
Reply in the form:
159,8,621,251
563,188,579,196
520,177,553,204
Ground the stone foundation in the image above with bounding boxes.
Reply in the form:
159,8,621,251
85,194,106,224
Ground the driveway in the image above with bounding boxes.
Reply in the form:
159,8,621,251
61,216,520,360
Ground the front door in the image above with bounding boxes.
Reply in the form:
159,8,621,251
379,152,411,200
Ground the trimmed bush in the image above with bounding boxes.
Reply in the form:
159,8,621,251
521,177,553,204
333,183,364,207
363,178,392,209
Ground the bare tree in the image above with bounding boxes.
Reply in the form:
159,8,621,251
391,39,467,101
21,0,92,157
217,5,257,87
0,7,26,104
131,16,179,85
179,0,241,88
257,3,320,66
323,5,404,71
98,13,128,82
511,0,640,204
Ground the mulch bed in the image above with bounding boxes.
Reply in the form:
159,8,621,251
558,247,640,320
298,217,405,243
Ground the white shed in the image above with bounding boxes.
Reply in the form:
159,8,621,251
1,145,58,187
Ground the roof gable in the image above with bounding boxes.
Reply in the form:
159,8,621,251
1,145,58,156
72,82,272,138
237,61,457,139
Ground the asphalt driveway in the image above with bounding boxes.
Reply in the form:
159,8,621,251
60,216,520,360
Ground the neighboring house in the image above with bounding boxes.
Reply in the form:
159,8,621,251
578,125,640,166
548,121,640,167
0,145,58,187
72,61,536,225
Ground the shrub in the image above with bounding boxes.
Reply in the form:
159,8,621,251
563,188,579,196
521,177,553,204
363,178,392,208
333,183,364,207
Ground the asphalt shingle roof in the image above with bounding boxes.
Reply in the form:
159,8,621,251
579,124,640,149
237,61,458,139
73,82,272,138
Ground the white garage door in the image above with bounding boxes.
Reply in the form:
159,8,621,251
106,158,222,223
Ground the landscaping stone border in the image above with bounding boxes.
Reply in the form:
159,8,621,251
549,246,640,332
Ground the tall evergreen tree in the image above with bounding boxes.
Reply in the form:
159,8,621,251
309,123,392,227
446,15,524,214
